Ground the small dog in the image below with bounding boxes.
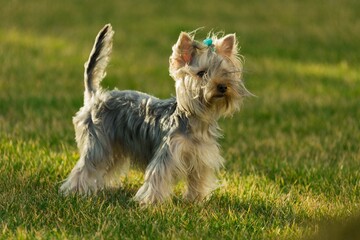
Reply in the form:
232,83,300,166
60,24,250,205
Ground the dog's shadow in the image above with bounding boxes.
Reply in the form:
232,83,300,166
95,186,139,209
84,185,299,223
79,184,207,208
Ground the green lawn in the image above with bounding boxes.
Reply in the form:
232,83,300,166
1,0,359,239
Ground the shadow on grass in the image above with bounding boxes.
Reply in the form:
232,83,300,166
306,212,360,240
0,170,322,239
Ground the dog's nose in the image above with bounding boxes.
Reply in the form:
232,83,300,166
217,84,227,94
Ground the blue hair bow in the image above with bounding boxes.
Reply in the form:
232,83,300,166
203,38,213,46
203,38,215,52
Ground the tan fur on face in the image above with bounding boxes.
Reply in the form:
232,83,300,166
169,31,251,120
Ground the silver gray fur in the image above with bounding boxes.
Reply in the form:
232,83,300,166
60,24,250,205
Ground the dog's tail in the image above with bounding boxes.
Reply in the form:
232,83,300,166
84,24,114,102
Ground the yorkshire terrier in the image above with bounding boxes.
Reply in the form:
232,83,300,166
60,24,250,205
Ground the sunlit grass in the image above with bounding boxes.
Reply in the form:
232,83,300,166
1,0,360,239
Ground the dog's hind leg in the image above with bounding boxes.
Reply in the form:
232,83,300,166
60,122,112,195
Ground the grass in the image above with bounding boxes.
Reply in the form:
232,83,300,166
1,0,360,239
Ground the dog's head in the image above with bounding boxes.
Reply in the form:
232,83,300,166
169,31,251,120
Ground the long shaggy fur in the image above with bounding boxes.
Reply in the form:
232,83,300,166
60,24,250,205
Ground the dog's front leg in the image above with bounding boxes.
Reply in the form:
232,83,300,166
133,143,175,205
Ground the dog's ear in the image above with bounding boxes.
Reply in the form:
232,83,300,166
170,32,193,71
216,34,237,57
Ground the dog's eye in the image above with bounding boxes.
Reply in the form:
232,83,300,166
197,70,206,78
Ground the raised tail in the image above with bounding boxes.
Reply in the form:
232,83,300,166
84,24,114,102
